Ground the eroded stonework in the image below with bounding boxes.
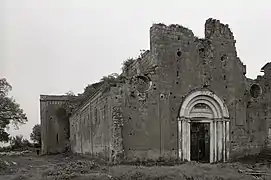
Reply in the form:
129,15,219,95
40,18,271,163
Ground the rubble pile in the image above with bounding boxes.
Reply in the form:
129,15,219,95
0,159,17,175
0,160,8,171
44,159,99,179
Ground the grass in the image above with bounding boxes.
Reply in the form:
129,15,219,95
0,152,270,180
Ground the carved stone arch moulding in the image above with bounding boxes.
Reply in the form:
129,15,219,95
179,90,229,119
178,90,230,163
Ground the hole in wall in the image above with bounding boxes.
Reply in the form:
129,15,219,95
153,84,156,90
203,84,208,88
130,91,136,98
177,50,182,57
250,84,262,98
199,48,205,53
198,48,205,58
56,133,59,143
177,36,181,40
221,54,227,62
177,71,179,77
223,75,226,80
176,81,179,84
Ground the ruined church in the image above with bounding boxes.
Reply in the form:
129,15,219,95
40,18,271,163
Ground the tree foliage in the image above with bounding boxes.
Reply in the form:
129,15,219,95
0,78,28,142
30,124,41,146
122,58,135,72
9,135,31,150
79,81,104,100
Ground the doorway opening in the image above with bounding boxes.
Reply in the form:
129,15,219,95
190,122,210,163
178,90,230,162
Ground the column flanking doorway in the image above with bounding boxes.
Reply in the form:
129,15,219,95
178,90,230,163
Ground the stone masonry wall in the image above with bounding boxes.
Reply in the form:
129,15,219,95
69,91,112,160
40,95,71,154
249,70,271,150
119,18,266,161
41,18,271,162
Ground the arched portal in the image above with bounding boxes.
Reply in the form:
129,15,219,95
178,90,230,163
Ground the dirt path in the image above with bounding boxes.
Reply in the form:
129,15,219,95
0,153,270,180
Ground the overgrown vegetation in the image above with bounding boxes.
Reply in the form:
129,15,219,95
0,78,27,142
30,124,41,147
78,72,127,101
0,135,34,152
122,58,135,72
81,57,136,98
9,135,31,150
65,58,134,111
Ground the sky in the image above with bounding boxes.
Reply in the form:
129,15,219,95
0,0,271,140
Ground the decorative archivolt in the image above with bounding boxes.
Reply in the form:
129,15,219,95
179,90,229,119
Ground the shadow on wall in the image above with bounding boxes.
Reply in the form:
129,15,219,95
55,107,70,151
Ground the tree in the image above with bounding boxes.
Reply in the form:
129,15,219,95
30,124,41,146
0,78,28,142
122,58,135,72
9,135,31,150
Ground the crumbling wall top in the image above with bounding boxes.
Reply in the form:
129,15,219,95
40,95,70,101
150,23,194,38
205,18,235,40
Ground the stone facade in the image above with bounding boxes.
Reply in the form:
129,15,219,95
40,18,271,163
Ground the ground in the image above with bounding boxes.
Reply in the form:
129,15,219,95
0,151,271,180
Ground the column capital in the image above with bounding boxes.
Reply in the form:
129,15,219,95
178,116,190,122
213,118,230,122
